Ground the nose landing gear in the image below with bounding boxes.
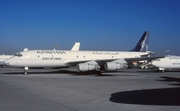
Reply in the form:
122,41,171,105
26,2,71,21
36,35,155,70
24,67,28,75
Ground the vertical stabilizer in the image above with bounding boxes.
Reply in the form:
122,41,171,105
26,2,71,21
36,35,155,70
71,42,80,51
131,31,149,52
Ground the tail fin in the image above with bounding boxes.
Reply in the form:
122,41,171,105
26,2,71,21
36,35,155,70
71,42,80,51
131,31,149,52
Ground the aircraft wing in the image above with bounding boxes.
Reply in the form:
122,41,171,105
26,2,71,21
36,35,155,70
66,58,130,66
65,59,118,65
124,56,165,62
66,56,165,66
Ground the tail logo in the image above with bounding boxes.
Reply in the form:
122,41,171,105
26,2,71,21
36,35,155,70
140,35,148,52
140,40,146,50
131,31,149,52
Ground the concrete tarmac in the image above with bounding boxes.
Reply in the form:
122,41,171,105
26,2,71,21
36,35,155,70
0,67,180,111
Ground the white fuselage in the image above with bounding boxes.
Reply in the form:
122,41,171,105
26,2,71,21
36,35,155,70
5,50,149,68
0,55,13,66
151,55,180,70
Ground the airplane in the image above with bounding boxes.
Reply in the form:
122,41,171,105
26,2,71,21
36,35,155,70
0,42,80,67
0,54,13,66
150,55,180,72
5,31,154,74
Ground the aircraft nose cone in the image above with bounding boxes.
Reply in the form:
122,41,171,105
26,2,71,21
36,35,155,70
150,61,158,67
150,62,154,66
4,60,10,66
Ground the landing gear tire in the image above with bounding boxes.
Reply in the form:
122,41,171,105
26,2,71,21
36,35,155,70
24,71,28,75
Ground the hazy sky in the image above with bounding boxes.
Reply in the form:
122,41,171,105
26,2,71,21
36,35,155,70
0,0,180,55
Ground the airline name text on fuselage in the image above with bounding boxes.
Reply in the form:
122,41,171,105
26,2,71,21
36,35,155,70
172,63,180,65
37,51,66,54
92,52,119,55
42,57,61,60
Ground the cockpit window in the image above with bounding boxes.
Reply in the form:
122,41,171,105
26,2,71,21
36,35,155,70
154,58,161,61
14,53,22,57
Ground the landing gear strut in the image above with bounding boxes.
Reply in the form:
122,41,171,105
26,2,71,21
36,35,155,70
159,68,165,73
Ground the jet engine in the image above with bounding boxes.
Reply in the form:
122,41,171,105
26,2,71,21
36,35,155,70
104,62,128,71
77,63,100,72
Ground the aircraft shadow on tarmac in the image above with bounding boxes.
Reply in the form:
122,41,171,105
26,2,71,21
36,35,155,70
157,76,180,86
110,76,180,106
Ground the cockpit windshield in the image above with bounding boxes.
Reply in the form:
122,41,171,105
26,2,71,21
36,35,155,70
14,53,22,57
154,58,161,61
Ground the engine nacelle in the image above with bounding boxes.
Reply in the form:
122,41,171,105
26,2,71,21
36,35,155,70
77,63,100,72
104,62,128,71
